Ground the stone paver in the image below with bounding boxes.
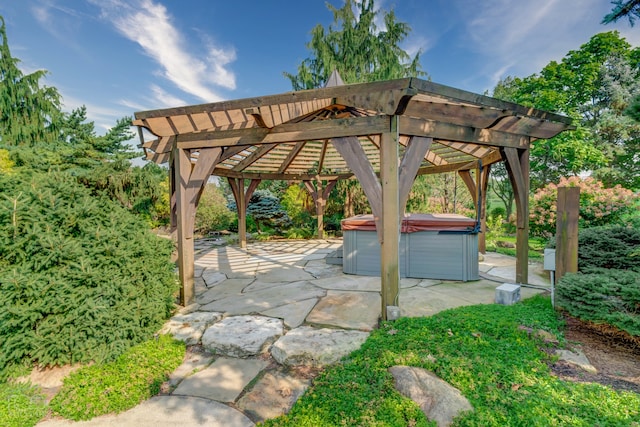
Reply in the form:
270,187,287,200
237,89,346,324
199,281,325,314
271,326,369,367
306,291,380,331
260,298,319,328
202,315,284,357
202,270,227,287
37,396,254,427
197,278,254,305
172,357,268,402
160,311,223,345
236,371,311,423
311,274,381,291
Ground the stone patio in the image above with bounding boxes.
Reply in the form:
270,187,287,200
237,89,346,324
38,239,551,427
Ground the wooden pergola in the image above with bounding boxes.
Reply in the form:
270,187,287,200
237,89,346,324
133,75,573,319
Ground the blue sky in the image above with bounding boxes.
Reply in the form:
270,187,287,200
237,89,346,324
1,0,639,133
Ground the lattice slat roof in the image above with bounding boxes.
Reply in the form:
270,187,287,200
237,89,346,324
133,77,573,180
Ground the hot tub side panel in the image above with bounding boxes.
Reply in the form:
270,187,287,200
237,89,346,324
406,231,479,281
342,230,408,277
343,229,478,281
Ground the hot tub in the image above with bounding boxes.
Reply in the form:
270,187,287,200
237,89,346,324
341,213,479,281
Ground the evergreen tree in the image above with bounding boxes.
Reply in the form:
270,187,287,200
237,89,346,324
284,0,426,217
284,0,425,89
0,17,63,146
602,0,640,26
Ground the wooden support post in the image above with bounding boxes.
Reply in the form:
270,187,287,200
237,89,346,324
380,116,400,320
304,180,338,239
479,165,491,254
228,178,260,249
555,186,579,281
173,147,222,306
503,147,530,284
174,147,195,306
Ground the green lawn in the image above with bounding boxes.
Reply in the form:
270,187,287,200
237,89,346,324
262,296,640,426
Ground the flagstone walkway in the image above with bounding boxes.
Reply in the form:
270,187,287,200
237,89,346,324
38,239,550,427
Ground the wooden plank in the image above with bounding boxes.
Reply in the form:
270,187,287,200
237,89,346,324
278,141,307,173
380,117,400,320
145,150,170,164
400,116,531,149
409,78,574,125
176,115,390,148
555,186,580,281
399,136,432,213
332,136,383,237
403,100,510,129
174,147,195,306
232,144,278,171
134,80,410,120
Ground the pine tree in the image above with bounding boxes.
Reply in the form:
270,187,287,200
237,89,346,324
0,16,63,146
284,0,425,90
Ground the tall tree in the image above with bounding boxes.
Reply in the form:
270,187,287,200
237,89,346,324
0,17,62,146
285,0,426,217
602,0,640,26
492,31,640,190
284,0,425,89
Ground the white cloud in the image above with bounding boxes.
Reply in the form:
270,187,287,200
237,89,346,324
149,84,187,108
93,0,236,103
451,0,618,90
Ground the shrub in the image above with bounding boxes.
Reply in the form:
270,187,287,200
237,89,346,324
0,381,47,427
50,335,185,421
556,269,640,337
529,176,636,238
578,226,640,272
489,206,506,220
195,183,235,235
0,171,178,377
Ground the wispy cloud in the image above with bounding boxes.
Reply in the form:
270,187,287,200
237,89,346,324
452,0,610,90
93,0,236,103
149,84,188,108
30,1,87,54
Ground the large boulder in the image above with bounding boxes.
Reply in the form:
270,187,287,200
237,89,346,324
389,366,473,427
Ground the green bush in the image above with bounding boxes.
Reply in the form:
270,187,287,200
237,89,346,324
578,226,640,272
195,183,235,235
50,335,185,421
556,269,640,337
0,381,47,427
0,171,178,377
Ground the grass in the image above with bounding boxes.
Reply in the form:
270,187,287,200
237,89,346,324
261,295,640,426
48,334,185,422
487,235,548,261
0,381,47,427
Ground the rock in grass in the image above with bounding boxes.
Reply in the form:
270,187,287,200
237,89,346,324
389,365,473,427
